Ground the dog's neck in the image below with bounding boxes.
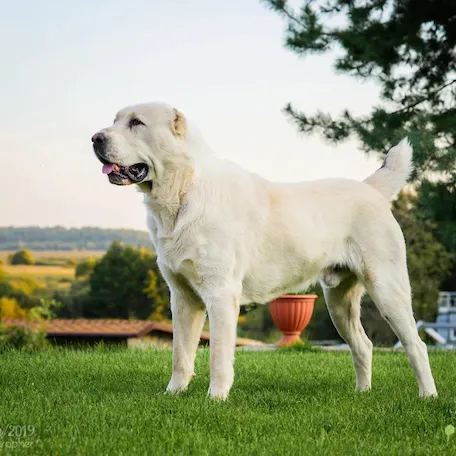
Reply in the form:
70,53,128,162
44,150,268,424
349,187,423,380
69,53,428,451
139,164,195,238
138,122,212,238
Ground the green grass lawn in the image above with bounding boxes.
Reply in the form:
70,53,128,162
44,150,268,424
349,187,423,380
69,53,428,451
1,347,455,455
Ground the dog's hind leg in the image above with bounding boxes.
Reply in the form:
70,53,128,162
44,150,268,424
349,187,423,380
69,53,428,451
321,274,373,391
363,261,437,397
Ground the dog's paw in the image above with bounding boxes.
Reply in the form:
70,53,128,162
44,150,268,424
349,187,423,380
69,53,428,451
208,383,231,401
164,386,187,395
165,373,192,395
419,389,438,398
354,384,371,392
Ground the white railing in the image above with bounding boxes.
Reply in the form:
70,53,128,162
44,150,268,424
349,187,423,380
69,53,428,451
394,320,456,349
438,291,456,312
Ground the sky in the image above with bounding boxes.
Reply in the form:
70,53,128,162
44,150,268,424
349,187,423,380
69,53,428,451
0,0,382,231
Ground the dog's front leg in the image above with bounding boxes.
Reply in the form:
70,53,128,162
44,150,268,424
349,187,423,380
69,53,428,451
204,294,240,400
166,289,206,394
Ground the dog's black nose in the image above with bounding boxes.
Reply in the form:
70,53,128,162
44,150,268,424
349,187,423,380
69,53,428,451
92,133,106,145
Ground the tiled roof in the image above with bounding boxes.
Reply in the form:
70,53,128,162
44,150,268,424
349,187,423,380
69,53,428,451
2,318,193,338
2,318,262,346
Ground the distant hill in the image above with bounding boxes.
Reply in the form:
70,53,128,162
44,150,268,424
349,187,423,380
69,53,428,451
0,226,152,251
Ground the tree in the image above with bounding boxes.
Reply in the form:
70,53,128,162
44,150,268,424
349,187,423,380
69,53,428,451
87,241,169,319
144,269,172,321
52,257,100,317
263,0,456,172
264,0,456,278
75,257,97,279
54,278,91,318
10,249,35,265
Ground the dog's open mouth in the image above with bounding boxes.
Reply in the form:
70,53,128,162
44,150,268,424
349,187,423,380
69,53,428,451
102,163,149,185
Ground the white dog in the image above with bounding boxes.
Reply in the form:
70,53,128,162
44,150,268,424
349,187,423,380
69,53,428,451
92,102,437,400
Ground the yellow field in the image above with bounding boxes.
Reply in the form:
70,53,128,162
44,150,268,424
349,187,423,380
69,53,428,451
2,265,75,278
0,251,104,292
0,250,105,263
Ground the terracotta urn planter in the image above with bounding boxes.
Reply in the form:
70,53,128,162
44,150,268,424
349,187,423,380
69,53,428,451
269,294,317,346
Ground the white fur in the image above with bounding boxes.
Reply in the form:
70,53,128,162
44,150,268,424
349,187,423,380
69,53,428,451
363,138,413,199
94,103,437,400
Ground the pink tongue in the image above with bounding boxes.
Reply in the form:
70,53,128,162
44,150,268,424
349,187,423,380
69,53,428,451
102,163,115,174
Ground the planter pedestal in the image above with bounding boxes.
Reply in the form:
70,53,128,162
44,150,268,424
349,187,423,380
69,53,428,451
269,294,317,346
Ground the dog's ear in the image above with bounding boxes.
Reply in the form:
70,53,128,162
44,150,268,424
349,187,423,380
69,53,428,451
172,109,187,137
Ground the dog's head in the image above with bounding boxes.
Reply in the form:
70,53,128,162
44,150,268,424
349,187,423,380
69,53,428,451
91,102,188,186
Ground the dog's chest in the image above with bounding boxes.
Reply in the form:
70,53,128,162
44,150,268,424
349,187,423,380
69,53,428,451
153,229,203,285
145,214,198,286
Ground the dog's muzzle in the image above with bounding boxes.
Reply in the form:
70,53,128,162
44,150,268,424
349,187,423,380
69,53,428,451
91,133,149,186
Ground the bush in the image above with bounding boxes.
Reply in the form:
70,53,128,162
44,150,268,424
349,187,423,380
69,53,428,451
8,276,41,296
0,297,28,319
0,325,48,351
0,274,41,310
10,249,35,265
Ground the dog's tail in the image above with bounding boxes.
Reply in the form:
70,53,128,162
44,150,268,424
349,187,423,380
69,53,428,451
363,138,413,200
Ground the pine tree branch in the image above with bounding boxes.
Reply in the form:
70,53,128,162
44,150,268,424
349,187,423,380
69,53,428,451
391,78,456,115
263,0,338,38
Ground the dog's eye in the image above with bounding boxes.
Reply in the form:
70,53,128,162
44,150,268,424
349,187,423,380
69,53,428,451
129,118,145,128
